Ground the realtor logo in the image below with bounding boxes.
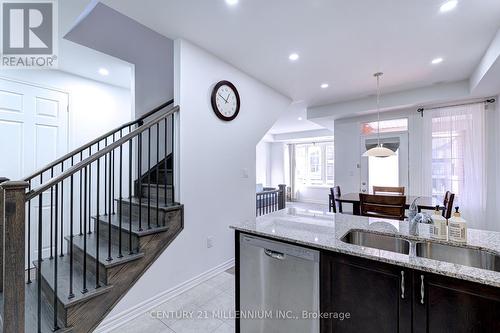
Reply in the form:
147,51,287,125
1,0,58,68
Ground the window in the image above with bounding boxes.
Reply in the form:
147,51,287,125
431,115,467,203
361,118,408,135
295,142,334,186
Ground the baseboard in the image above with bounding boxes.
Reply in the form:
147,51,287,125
94,258,235,333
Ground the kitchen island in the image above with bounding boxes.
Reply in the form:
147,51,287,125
231,207,500,333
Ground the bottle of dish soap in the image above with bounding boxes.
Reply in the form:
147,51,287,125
448,207,467,243
431,205,447,240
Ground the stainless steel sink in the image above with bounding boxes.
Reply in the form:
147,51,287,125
341,230,410,255
416,242,500,272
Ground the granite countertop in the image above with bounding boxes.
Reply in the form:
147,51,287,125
230,207,500,288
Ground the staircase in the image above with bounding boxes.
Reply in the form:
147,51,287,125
0,101,182,332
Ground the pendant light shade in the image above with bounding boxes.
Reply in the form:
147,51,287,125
362,145,396,157
362,72,396,157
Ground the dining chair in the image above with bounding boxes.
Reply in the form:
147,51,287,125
329,186,343,213
359,193,406,221
373,186,405,195
442,191,455,219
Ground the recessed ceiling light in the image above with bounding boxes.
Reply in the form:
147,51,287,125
431,57,444,64
289,53,299,61
320,83,329,89
298,117,303,121
440,0,458,13
98,68,109,76
225,0,238,5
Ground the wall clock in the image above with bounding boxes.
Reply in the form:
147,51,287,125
211,80,240,121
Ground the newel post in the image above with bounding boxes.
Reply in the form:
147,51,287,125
0,177,9,293
278,184,286,210
2,180,29,333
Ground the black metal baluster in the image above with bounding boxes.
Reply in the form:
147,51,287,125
112,133,116,215
27,180,32,284
96,156,101,288
156,124,160,227
129,139,133,254
60,164,64,257
69,175,75,299
138,133,143,231
50,168,54,259
118,144,123,258
171,113,175,204
88,162,92,234
82,167,88,293
107,152,113,261
164,118,168,206
147,127,151,229
105,137,108,215
53,184,60,331
80,152,83,235
37,193,43,332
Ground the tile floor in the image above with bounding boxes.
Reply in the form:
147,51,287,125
110,268,236,333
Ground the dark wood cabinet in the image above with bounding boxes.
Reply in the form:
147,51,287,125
413,270,500,333
321,252,500,333
320,252,412,333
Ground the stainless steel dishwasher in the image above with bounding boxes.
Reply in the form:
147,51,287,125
239,234,320,333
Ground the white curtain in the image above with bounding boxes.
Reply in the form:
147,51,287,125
410,111,432,197
287,144,296,201
430,103,487,228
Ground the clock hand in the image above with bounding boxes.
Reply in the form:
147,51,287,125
225,93,231,104
218,93,228,102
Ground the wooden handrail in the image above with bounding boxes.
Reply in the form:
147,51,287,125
23,99,174,183
26,105,179,201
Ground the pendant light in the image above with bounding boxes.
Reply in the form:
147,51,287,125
362,72,396,157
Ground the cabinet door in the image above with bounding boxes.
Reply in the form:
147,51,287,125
321,252,411,333
413,271,500,333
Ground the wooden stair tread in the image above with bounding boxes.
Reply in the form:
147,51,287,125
139,183,173,189
34,256,113,308
119,197,182,211
93,213,170,237
0,283,71,333
66,233,144,268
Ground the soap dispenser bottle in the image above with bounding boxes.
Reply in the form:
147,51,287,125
431,205,447,240
448,207,467,243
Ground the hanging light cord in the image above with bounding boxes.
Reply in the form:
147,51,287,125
374,72,383,146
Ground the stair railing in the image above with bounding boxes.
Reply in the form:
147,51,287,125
0,104,179,332
23,99,174,189
256,184,286,216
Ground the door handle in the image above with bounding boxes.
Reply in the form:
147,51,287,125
400,271,405,299
264,249,285,260
420,275,425,304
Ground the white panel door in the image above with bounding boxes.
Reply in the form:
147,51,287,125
0,77,68,267
0,78,68,179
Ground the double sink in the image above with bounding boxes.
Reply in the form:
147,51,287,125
342,230,500,272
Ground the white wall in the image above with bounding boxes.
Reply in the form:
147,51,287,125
107,39,290,317
256,139,271,186
0,69,132,152
270,143,286,188
65,2,174,117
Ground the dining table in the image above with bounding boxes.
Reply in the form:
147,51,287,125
335,193,441,216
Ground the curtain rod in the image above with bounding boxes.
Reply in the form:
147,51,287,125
416,98,496,117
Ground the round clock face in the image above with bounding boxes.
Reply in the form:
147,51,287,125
211,80,240,121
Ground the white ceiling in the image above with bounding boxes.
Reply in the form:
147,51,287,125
103,0,500,107
267,101,323,134
58,0,133,89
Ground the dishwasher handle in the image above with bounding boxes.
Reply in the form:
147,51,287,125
264,249,286,260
